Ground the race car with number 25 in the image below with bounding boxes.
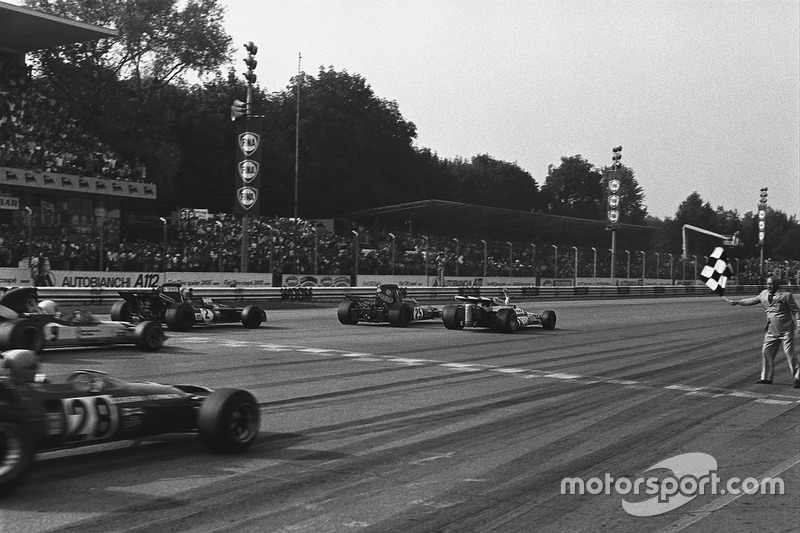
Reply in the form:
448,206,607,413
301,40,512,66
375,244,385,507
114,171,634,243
111,283,265,332
337,284,442,327
0,349,260,495
441,290,557,333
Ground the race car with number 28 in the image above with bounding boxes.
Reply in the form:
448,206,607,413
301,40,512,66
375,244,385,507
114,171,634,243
111,283,265,332
337,284,442,327
0,287,165,352
441,290,557,333
0,349,260,495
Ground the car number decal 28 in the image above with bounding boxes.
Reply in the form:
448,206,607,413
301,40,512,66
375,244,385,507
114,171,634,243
196,308,215,323
61,395,119,443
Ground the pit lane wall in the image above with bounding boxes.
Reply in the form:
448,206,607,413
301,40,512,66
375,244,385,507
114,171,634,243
1,268,787,306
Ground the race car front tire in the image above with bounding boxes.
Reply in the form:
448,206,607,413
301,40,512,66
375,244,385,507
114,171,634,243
388,303,413,327
337,300,359,325
442,305,465,330
110,300,133,322
134,321,165,351
0,418,34,496
241,305,264,328
198,389,260,454
541,310,557,330
0,320,45,353
495,309,519,333
165,302,195,331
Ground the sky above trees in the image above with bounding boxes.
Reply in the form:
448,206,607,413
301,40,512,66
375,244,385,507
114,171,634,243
216,0,799,219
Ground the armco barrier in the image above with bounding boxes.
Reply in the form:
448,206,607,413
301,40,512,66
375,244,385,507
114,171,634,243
32,283,788,307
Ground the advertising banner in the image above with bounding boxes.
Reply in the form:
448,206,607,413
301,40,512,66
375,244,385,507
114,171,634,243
1,166,157,200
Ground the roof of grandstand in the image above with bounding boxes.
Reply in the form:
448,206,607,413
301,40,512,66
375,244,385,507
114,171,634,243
0,1,117,54
339,199,658,243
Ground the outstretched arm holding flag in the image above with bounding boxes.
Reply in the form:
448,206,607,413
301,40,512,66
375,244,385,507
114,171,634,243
728,275,800,387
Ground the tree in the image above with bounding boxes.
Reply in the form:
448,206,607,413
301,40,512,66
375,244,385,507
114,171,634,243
261,67,419,217
438,154,539,210
25,0,233,196
538,155,603,219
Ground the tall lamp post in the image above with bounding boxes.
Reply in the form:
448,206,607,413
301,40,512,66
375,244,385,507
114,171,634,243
481,239,487,280
572,246,578,285
216,220,224,272
655,252,660,281
25,206,32,272
668,253,674,283
552,245,558,279
232,41,262,274
453,238,460,277
423,236,429,285
625,250,631,279
638,250,645,280
159,217,168,274
507,241,513,278
389,233,396,276
607,146,623,283
351,230,359,284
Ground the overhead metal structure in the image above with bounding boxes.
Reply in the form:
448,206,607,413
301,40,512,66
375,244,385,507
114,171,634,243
0,1,117,54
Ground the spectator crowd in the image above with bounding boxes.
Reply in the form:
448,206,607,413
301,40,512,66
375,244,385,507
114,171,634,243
1,72,147,182
1,214,797,287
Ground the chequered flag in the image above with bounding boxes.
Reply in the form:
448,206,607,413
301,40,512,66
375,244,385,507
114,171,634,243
698,246,731,295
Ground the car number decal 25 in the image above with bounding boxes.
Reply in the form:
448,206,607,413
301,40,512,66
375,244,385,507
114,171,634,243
61,395,119,443
413,307,424,320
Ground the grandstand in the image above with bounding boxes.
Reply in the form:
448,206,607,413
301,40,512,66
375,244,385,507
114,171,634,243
0,1,156,244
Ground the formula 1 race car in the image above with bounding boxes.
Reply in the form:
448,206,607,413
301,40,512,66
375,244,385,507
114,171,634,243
111,282,265,332
0,349,260,495
0,287,165,352
337,283,442,327
441,291,557,333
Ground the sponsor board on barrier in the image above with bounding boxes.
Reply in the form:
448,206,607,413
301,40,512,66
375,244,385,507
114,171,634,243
282,275,352,287
0,268,33,286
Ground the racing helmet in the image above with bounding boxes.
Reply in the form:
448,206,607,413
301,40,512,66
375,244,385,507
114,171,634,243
1,349,41,382
38,299,60,316
181,287,194,300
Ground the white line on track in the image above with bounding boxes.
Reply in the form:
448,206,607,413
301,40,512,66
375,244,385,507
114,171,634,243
185,338,800,406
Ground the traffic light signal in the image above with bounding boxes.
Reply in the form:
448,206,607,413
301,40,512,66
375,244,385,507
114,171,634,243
607,146,622,228
611,146,622,170
757,187,767,246
243,41,258,86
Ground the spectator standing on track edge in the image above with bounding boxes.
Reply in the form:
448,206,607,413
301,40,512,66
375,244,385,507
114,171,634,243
726,275,800,388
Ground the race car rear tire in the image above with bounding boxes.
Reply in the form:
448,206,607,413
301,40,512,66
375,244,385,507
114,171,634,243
134,321,165,351
541,310,557,330
388,303,412,327
241,305,263,328
110,300,133,322
337,300,359,325
165,302,195,331
198,389,260,454
0,418,34,496
495,309,519,333
442,305,465,330
0,320,45,353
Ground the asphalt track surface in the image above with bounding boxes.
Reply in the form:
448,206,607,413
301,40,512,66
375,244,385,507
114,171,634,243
2,296,798,533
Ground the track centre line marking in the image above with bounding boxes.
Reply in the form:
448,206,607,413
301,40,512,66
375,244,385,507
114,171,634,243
181,338,800,406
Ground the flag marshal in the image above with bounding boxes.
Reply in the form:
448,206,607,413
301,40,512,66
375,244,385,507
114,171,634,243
234,115,264,214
